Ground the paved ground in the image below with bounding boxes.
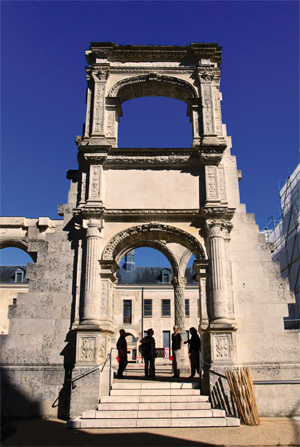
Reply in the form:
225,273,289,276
2,417,299,446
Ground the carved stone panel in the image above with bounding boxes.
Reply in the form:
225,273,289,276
92,83,105,134
77,333,98,364
205,166,219,202
88,165,102,202
202,84,213,134
213,87,222,136
211,333,233,362
218,166,227,203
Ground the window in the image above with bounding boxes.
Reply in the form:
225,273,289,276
143,299,152,317
14,269,24,283
162,273,169,283
123,300,132,324
185,299,190,317
163,331,170,348
186,330,189,340
162,299,171,317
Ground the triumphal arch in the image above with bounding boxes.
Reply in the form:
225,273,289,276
1,43,299,419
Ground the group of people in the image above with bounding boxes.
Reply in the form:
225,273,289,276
172,326,201,378
116,326,201,379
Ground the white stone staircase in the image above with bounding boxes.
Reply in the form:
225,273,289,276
68,380,240,428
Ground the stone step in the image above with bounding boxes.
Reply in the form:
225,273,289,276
96,401,212,411
112,382,200,389
68,416,240,429
101,394,209,403
83,409,224,419
110,388,202,396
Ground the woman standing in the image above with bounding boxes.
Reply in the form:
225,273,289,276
184,327,201,378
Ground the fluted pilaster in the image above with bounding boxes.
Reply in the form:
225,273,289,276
206,220,230,321
81,220,102,325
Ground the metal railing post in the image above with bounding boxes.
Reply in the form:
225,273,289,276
199,350,203,394
109,347,113,396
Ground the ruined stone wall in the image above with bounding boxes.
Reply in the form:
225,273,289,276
1,219,75,419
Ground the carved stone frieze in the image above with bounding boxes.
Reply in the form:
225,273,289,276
103,209,199,223
77,146,201,168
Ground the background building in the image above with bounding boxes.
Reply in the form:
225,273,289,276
268,164,300,329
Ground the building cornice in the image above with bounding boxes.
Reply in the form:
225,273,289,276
86,42,222,66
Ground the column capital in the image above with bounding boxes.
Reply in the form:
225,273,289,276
206,219,233,238
86,219,103,238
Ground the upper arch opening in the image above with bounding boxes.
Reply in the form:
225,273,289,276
118,97,192,148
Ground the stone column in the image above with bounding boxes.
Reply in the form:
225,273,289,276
193,260,210,329
81,219,103,325
206,220,229,322
171,277,187,336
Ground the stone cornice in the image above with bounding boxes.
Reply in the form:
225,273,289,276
77,145,201,168
86,42,222,66
76,144,230,169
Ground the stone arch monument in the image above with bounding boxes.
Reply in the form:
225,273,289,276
0,43,299,419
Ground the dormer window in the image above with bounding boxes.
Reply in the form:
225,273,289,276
161,268,171,283
14,268,24,283
162,273,169,283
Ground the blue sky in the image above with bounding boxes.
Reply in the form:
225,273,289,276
1,1,299,265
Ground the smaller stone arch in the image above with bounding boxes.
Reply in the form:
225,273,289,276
108,74,198,105
178,247,196,279
102,223,206,278
0,238,29,252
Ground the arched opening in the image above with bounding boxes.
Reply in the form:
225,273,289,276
114,246,199,366
118,97,192,148
0,247,33,266
0,247,32,335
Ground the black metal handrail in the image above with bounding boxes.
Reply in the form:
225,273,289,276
69,355,110,389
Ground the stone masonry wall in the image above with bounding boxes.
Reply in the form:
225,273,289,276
1,223,75,419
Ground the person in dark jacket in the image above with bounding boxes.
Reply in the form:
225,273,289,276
184,327,201,378
116,329,128,378
171,325,182,377
141,328,156,377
